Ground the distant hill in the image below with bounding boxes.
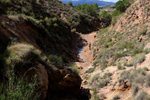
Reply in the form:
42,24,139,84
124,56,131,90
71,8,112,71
60,0,115,6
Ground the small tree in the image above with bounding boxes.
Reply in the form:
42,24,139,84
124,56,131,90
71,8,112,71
68,1,73,7
116,0,125,12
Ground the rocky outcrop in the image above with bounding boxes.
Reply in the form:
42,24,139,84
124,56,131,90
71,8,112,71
0,15,73,59
1,43,82,100
110,0,150,33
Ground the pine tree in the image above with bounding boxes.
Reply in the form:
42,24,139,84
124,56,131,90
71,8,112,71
68,1,73,7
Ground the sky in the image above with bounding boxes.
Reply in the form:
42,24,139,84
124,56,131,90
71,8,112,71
102,0,118,2
61,0,119,3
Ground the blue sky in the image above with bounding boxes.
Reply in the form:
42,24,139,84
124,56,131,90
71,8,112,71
102,0,118,2
61,0,119,3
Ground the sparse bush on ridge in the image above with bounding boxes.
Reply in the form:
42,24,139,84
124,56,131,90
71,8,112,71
146,74,150,87
117,64,125,70
69,64,79,74
112,95,120,100
137,27,147,37
132,85,140,97
48,55,64,68
132,53,146,67
120,68,147,85
90,72,112,89
134,91,150,100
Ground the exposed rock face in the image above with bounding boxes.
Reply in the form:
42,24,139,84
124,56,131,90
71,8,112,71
45,65,82,99
110,0,150,33
2,43,82,100
0,16,73,58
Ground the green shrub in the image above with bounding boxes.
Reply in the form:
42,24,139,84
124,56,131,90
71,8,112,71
112,95,120,100
98,72,112,88
99,94,106,100
132,48,143,56
146,74,150,87
117,64,125,70
0,75,39,100
0,0,11,4
68,1,73,7
120,68,147,85
98,27,109,36
119,42,134,49
91,72,112,88
69,64,79,74
134,91,150,100
99,11,112,19
85,68,95,73
132,53,146,66
132,85,139,97
114,52,123,61
48,55,63,68
137,27,147,37
116,0,125,12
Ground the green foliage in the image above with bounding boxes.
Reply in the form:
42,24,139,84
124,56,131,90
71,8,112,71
120,68,147,85
69,64,79,74
75,3,99,17
99,94,106,100
98,27,109,36
0,52,39,100
91,72,112,88
132,85,139,97
119,41,134,49
112,95,120,100
132,53,146,67
112,10,121,16
0,75,39,100
99,11,112,19
133,48,143,56
68,1,73,7
134,91,150,100
48,55,64,68
117,64,125,70
116,0,125,12
116,0,131,13
93,56,108,70
0,0,11,4
137,27,147,37
146,74,150,87
85,68,95,73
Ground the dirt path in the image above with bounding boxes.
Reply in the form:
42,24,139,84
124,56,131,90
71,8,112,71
79,31,97,62
75,31,97,89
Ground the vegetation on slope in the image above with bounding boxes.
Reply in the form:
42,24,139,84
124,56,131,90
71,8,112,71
89,0,150,99
0,0,94,99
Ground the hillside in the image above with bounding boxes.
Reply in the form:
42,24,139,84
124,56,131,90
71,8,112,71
1,0,150,100
77,0,150,99
0,0,105,100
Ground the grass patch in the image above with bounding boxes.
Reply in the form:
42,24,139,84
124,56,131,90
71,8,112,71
132,53,146,68
134,91,150,100
120,68,147,85
91,72,112,88
47,55,64,68
69,64,79,74
137,27,147,37
132,85,140,97
85,68,95,73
